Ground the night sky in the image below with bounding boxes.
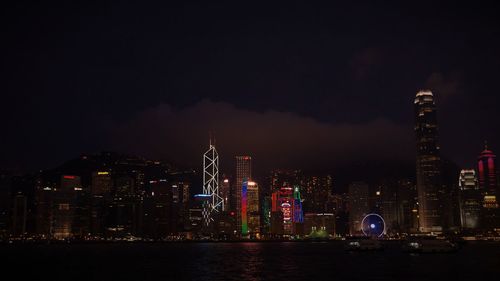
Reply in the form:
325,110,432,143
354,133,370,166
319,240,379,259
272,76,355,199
2,1,500,177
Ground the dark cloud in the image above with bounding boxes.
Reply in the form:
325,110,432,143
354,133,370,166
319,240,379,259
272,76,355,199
108,100,413,174
1,1,500,176
425,71,462,102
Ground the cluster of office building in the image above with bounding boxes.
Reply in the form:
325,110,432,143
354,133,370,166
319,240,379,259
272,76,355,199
0,91,499,241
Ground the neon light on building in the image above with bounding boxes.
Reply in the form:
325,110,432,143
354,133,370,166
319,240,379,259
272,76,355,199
484,195,499,208
202,139,223,227
478,143,497,195
235,156,252,232
293,186,304,224
270,186,297,235
194,194,212,200
282,202,291,221
281,201,292,234
477,143,499,231
241,178,248,236
271,192,278,212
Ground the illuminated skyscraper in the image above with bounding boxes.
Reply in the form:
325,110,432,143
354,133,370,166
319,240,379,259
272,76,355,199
414,90,443,233
91,171,112,195
236,157,252,188
293,186,304,224
270,185,305,235
234,156,252,232
458,169,481,229
478,144,500,229
149,179,173,238
239,180,261,237
202,141,223,227
90,171,112,235
270,169,301,191
270,191,284,235
53,175,81,239
478,143,498,197
220,177,230,212
247,181,260,236
107,175,138,236
292,186,304,235
261,195,271,234
241,178,248,236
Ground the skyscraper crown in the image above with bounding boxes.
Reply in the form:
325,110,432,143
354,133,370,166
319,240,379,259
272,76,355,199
414,90,434,104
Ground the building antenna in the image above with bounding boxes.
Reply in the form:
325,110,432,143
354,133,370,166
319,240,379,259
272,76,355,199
208,130,216,147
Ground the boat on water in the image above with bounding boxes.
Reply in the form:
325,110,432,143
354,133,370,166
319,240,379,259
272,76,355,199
403,237,459,253
345,238,383,251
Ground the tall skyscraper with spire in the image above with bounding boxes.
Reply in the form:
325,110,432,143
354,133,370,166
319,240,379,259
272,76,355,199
414,90,443,232
478,142,498,197
477,143,499,229
202,137,223,228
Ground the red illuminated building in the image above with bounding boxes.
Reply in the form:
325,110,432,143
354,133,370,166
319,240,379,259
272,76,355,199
271,186,304,235
478,143,498,196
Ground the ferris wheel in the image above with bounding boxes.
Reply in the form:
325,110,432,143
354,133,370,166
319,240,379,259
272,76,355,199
361,213,386,237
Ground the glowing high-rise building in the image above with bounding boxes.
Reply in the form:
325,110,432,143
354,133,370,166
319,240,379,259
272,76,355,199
478,144,500,229
53,175,81,239
236,157,252,186
220,177,230,212
90,171,112,236
292,186,304,235
301,175,333,213
478,143,498,197
202,140,223,227
241,178,248,236
91,171,112,195
234,156,252,232
247,181,260,236
293,186,304,224
270,186,301,235
414,90,443,233
458,169,481,229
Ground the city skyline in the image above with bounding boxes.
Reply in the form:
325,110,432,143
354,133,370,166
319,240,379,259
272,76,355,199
3,2,500,280
1,89,498,240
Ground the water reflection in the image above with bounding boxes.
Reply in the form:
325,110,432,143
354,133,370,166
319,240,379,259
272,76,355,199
240,243,264,281
2,242,500,281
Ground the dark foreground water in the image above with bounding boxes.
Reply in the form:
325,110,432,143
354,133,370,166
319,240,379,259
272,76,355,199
2,241,500,281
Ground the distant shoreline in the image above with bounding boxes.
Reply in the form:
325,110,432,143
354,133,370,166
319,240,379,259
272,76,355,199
2,238,500,245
